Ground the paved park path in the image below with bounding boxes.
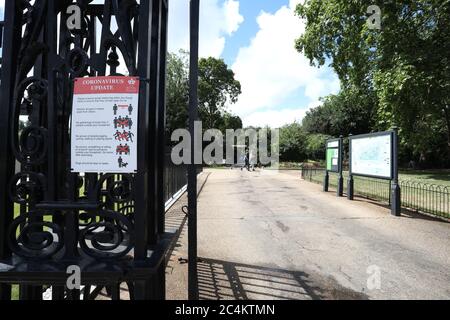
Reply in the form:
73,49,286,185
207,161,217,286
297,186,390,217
193,168,450,300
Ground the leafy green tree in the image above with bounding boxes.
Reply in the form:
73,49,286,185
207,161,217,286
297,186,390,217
166,52,243,143
217,112,243,132
166,51,189,136
279,122,308,162
305,133,330,160
295,0,450,167
198,57,242,130
302,88,374,137
295,1,374,92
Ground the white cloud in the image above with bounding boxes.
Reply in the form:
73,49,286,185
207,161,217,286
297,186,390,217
243,108,307,128
168,0,243,58
304,77,340,102
0,0,243,66
231,0,340,127
223,0,244,34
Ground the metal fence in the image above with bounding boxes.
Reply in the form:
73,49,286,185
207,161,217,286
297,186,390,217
301,168,450,219
163,153,204,206
164,154,188,204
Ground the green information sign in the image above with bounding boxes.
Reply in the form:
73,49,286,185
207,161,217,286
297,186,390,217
326,149,337,171
326,140,340,173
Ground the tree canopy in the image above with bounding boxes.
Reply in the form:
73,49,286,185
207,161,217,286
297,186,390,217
278,122,330,163
166,51,243,141
166,51,190,136
295,0,450,167
302,89,374,137
198,57,242,130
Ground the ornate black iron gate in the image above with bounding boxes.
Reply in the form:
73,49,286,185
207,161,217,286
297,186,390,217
0,0,170,300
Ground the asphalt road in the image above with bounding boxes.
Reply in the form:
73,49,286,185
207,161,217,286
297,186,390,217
196,169,450,300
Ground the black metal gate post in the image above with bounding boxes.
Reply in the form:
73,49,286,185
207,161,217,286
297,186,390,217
0,0,21,301
337,136,344,197
188,0,200,301
134,0,154,300
154,0,170,301
157,0,170,237
391,127,401,216
146,0,169,248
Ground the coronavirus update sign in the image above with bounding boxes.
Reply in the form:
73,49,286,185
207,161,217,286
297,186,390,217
71,76,139,173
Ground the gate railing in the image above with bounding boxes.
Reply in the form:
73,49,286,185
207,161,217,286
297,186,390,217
164,153,204,208
0,0,171,301
164,153,187,205
301,168,450,219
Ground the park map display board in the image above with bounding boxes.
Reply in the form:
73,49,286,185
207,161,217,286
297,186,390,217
350,132,393,179
326,140,340,173
71,76,139,173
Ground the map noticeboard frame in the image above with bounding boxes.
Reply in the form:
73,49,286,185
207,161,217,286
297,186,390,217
326,138,341,173
349,131,394,180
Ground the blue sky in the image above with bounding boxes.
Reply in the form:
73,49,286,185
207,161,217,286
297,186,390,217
221,0,288,65
168,0,340,128
0,0,340,128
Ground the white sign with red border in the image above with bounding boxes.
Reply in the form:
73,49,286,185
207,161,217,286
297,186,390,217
71,76,139,173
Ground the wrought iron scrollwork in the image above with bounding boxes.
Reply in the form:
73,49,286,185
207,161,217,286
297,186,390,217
79,209,134,260
8,172,46,205
118,205,135,231
101,174,135,203
12,77,49,165
6,0,140,262
67,48,90,78
19,126,48,163
8,211,64,259
0,0,171,301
